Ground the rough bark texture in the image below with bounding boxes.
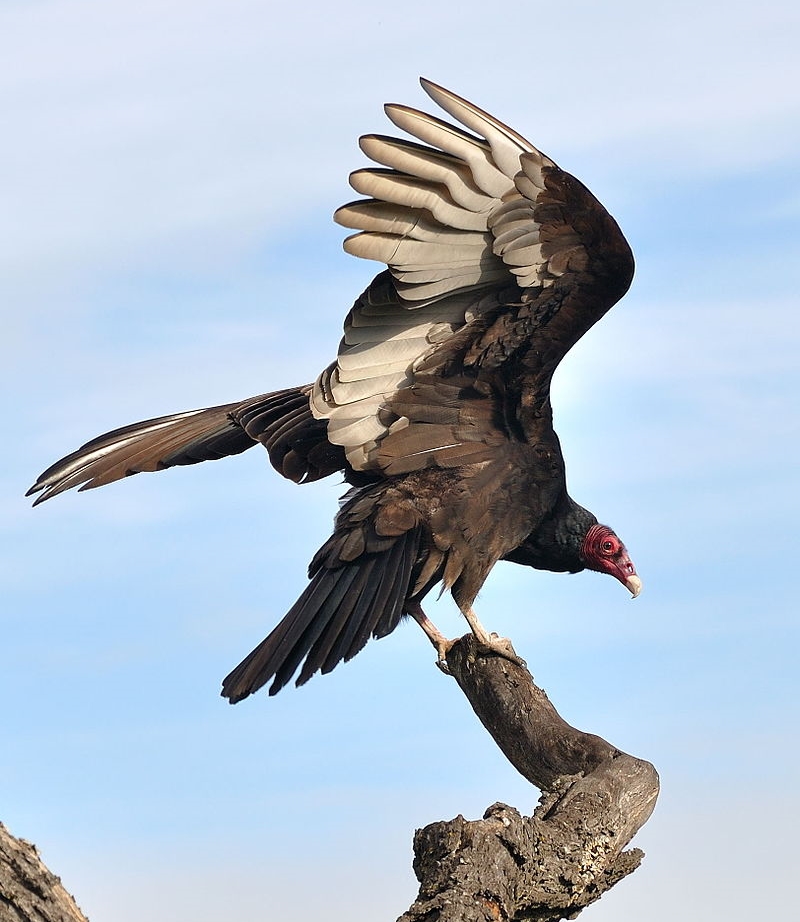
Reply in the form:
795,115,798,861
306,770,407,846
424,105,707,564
399,634,659,922
0,823,88,922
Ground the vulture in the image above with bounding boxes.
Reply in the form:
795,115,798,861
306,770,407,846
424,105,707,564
28,79,641,702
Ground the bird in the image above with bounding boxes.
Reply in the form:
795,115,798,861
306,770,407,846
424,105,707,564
28,79,641,702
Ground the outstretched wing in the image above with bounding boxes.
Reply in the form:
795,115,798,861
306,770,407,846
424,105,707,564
312,78,634,472
27,388,343,504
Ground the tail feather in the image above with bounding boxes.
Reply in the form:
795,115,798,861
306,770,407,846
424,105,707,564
373,535,416,638
221,529,420,701
330,537,408,666
299,564,372,681
269,567,362,693
311,556,386,678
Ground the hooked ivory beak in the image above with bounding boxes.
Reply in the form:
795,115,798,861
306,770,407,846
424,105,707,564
625,574,643,598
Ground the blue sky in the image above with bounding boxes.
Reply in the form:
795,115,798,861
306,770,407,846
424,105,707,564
2,1,798,919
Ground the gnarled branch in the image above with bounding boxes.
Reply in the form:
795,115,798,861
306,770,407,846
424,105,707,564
399,634,659,922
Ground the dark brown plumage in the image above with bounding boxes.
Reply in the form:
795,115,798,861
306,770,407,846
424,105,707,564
28,79,641,702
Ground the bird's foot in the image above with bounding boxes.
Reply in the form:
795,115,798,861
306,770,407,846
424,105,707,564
434,638,456,674
461,605,526,668
472,631,527,668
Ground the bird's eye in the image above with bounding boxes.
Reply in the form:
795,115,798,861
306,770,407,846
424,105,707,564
601,538,618,554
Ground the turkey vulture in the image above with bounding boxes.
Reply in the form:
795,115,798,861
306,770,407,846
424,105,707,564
28,79,640,702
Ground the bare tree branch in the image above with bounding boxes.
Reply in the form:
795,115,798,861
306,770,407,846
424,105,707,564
399,635,659,922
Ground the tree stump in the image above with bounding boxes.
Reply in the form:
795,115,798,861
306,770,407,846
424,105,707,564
399,634,660,921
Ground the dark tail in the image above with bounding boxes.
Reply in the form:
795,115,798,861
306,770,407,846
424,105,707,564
27,386,345,504
221,528,421,701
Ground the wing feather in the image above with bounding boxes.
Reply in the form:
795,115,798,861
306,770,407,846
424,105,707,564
348,169,490,232
419,78,542,179
28,388,343,504
383,105,511,197
316,80,633,474
335,200,488,246
359,134,496,213
27,404,250,503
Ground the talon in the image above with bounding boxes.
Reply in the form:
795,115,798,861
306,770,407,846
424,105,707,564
460,606,526,668
476,634,526,668
435,656,452,675
435,637,455,675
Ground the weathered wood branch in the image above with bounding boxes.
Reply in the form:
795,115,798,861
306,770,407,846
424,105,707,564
0,822,88,922
399,634,659,922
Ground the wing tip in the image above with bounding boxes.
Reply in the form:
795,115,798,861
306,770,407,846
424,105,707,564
221,686,250,705
26,479,61,506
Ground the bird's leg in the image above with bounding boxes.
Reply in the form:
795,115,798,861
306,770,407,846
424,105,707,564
459,604,493,645
406,600,453,672
461,604,526,667
406,600,525,673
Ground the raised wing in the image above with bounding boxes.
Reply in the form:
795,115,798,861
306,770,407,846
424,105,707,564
313,79,634,472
